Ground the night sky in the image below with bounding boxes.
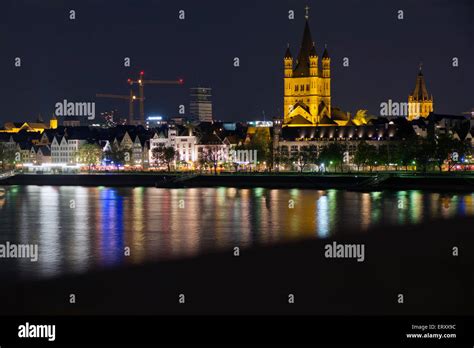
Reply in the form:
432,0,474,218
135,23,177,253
0,0,472,124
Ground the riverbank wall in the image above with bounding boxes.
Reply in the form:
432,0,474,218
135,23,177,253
2,173,474,191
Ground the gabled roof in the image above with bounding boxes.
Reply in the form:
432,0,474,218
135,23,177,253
42,129,58,142
318,101,328,115
223,135,241,145
52,134,66,144
158,131,166,138
3,122,25,130
134,135,148,148
292,101,311,114
33,145,51,156
287,115,312,125
39,146,51,156
199,132,224,145
27,122,48,129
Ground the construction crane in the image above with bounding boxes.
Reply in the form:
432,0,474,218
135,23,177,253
96,90,144,124
128,71,184,125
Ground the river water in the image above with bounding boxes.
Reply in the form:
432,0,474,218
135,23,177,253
0,185,473,279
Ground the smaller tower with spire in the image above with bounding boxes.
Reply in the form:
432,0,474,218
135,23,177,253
309,42,318,77
284,44,293,78
408,63,434,120
321,44,331,113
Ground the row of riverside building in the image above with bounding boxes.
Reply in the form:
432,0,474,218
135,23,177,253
0,114,473,172
0,122,245,171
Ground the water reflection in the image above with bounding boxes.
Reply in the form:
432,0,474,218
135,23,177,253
0,186,474,280
98,188,124,267
317,195,329,238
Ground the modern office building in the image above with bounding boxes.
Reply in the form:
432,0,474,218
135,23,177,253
190,87,213,123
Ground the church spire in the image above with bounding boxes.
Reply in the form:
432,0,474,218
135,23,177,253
411,64,429,100
285,43,292,59
294,9,315,77
322,44,330,59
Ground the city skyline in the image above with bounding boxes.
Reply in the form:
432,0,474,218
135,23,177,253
1,0,472,124
1,2,474,343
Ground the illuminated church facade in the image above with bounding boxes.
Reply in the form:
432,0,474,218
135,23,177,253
283,10,333,127
282,11,437,127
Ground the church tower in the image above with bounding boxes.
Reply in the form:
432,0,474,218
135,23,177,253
321,45,331,114
284,45,293,78
283,7,332,126
408,64,434,120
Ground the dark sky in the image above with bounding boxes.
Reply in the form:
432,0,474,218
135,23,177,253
0,0,472,124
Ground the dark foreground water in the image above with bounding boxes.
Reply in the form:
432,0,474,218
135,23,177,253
0,185,473,279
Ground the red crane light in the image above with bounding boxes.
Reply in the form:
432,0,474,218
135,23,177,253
178,78,184,85
140,71,144,75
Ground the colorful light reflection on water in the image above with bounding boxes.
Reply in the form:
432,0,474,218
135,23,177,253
0,186,473,279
